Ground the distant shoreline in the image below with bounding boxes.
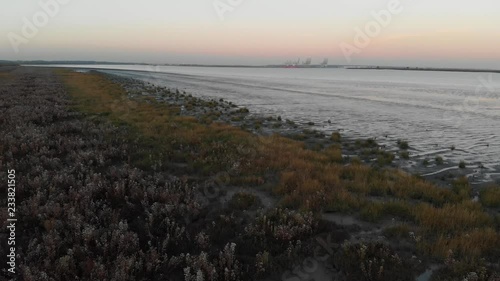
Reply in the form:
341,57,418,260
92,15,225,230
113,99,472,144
9,60,500,74
346,66,500,74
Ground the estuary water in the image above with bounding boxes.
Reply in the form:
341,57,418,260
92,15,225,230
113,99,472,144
42,64,500,184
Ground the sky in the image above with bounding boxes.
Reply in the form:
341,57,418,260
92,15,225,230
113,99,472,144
1,0,500,69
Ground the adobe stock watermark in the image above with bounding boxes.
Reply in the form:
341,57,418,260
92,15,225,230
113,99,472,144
7,0,72,53
202,144,257,202
213,0,244,21
281,233,336,281
339,0,404,63
442,74,498,128
6,169,17,277
145,64,164,84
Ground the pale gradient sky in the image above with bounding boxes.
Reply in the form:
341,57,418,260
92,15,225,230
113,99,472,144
1,0,499,68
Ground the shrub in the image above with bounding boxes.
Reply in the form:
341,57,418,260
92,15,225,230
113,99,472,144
228,192,259,210
334,242,414,281
377,151,395,166
359,203,384,222
364,138,378,147
238,107,249,113
245,208,317,244
400,151,410,160
435,156,444,165
397,139,409,150
184,243,242,281
331,131,341,142
350,157,362,165
324,145,343,163
431,253,500,281
452,177,472,199
480,186,500,208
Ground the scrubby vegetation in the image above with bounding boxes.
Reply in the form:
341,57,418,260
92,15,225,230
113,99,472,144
331,131,342,143
228,192,260,210
1,67,499,280
0,68,326,280
400,151,410,160
435,156,444,165
480,186,500,208
397,139,410,150
334,242,414,281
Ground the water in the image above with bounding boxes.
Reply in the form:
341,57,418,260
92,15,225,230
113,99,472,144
41,64,500,184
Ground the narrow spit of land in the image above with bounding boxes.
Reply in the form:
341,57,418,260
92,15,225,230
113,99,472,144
346,66,500,74
1,67,499,281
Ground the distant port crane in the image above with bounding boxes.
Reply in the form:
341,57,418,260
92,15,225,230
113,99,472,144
321,58,329,67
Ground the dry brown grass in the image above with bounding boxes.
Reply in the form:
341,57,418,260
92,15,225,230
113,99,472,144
429,228,500,258
480,186,500,208
58,69,254,173
414,201,493,234
0,71,13,80
414,201,498,259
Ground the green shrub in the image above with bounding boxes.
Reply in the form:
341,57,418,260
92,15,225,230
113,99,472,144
397,139,409,150
435,156,444,165
377,151,395,166
400,151,410,160
452,177,471,199
356,138,378,148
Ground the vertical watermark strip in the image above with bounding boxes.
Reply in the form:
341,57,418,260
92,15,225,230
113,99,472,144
6,169,17,276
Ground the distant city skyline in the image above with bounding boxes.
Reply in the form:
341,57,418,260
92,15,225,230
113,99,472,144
2,0,500,69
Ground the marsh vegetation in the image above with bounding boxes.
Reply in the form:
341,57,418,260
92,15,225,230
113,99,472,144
1,67,499,281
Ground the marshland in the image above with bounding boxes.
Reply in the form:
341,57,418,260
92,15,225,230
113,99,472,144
1,66,499,280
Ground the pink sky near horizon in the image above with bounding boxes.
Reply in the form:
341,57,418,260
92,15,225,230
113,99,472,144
2,0,500,68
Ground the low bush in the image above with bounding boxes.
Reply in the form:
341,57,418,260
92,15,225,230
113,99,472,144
228,192,260,210
397,139,409,150
334,242,414,281
331,131,341,142
435,156,444,165
480,186,500,208
400,151,410,159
